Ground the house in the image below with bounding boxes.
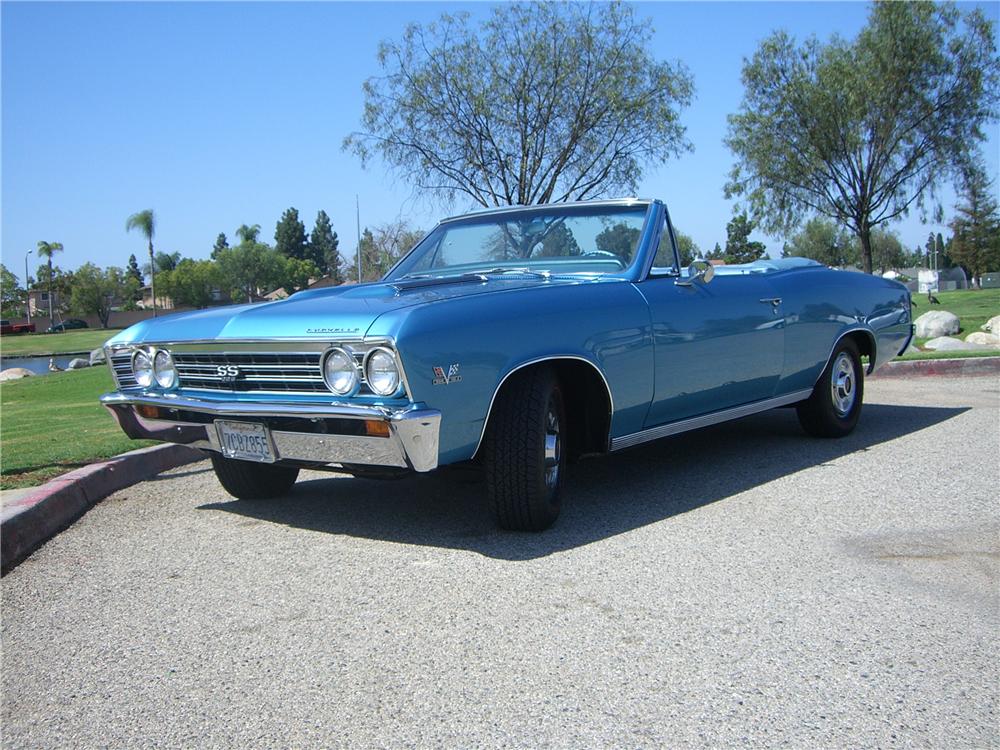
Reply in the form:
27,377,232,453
27,289,62,317
140,285,174,310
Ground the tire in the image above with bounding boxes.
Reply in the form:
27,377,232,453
210,454,299,499
796,338,864,438
484,366,566,531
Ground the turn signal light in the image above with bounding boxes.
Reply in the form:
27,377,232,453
364,420,391,438
136,404,160,419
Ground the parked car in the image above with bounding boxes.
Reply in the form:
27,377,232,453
101,199,913,530
47,318,88,332
0,320,36,335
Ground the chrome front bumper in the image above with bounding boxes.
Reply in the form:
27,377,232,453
100,392,441,472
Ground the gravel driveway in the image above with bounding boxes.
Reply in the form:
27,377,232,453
2,375,997,748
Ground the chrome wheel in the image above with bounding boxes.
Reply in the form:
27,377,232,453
830,352,857,417
544,403,561,490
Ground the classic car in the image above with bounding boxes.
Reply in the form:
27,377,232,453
101,199,913,530
48,318,88,332
0,320,36,335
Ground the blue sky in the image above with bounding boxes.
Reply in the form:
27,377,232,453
3,1,998,283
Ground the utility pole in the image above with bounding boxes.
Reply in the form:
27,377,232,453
24,249,33,324
356,194,362,284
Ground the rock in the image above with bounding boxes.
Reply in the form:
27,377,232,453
981,315,1000,334
0,368,35,382
914,310,960,338
964,332,1000,348
67,358,90,369
923,336,977,351
89,348,106,365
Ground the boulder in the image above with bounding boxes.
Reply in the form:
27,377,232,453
89,347,106,365
914,310,960,338
67,358,90,369
964,332,1000,348
981,315,1000,334
0,368,35,382
923,336,977,351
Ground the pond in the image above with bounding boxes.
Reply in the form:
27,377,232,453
0,355,90,376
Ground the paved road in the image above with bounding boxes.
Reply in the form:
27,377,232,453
3,376,998,748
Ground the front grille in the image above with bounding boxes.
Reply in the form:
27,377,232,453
173,352,328,393
110,351,138,388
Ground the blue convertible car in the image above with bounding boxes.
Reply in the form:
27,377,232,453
101,199,913,530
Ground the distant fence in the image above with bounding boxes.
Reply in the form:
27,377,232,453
2,303,245,332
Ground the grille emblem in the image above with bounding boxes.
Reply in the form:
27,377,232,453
216,364,241,384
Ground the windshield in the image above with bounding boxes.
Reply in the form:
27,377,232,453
386,204,651,280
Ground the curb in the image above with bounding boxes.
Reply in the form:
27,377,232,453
873,355,1000,378
1,444,204,575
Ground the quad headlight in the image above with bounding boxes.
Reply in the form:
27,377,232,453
131,350,154,388
323,347,359,395
364,347,401,396
153,349,177,389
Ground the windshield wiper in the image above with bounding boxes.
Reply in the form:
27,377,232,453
481,267,551,278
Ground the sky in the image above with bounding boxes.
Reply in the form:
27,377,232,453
3,1,998,284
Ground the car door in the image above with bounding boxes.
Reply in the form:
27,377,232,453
634,218,785,428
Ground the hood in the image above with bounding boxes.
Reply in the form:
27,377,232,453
107,276,587,345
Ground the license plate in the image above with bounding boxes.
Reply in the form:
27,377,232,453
215,420,276,463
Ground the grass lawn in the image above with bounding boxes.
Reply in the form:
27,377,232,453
0,366,153,489
910,288,999,348
0,328,122,357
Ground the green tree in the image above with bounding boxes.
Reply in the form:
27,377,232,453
279,257,321,296
149,251,181,274
126,254,143,284
69,264,130,328
869,228,906,274
674,230,699,267
948,165,1000,286
308,210,341,282
274,207,309,260
706,243,725,261
36,240,64,320
0,264,26,318
783,217,859,267
537,222,581,257
235,224,261,244
126,209,157,315
158,259,219,308
725,2,1000,274
724,212,766,264
346,1,694,206
212,232,229,260
216,240,285,303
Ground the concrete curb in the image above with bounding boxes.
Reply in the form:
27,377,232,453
873,355,1000,378
1,444,204,575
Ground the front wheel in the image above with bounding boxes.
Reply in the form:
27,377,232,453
484,366,566,531
210,454,299,499
796,339,864,438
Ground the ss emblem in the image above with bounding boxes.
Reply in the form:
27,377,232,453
216,365,241,383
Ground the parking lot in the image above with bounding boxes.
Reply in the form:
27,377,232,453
2,375,997,748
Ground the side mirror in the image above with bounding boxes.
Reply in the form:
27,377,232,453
676,259,715,287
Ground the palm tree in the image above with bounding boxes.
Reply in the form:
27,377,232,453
36,240,63,322
126,209,157,316
235,224,261,244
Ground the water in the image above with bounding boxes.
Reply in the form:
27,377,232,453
0,355,87,376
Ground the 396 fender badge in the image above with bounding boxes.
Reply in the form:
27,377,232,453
433,364,462,385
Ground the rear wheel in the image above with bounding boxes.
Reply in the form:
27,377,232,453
484,366,565,531
210,454,299,499
796,338,864,438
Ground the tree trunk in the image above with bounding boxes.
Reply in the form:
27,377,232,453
858,226,874,274
148,240,157,317
47,259,54,323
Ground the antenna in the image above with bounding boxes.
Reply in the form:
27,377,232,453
356,194,362,284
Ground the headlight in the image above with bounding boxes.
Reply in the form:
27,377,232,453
364,348,401,396
132,350,154,388
153,349,177,389
323,347,358,395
